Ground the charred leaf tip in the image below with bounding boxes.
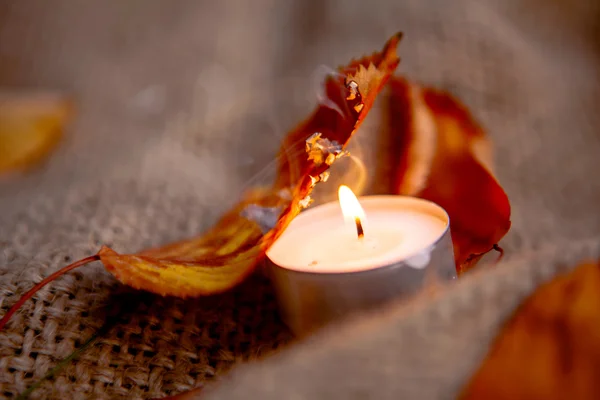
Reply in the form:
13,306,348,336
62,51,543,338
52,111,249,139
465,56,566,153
383,32,403,55
385,32,403,47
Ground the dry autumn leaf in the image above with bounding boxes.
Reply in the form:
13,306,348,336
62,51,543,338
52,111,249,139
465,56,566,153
0,92,72,174
0,32,402,331
98,32,403,297
461,261,600,399
385,77,511,273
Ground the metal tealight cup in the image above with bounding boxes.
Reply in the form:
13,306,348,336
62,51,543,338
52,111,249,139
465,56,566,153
265,196,457,337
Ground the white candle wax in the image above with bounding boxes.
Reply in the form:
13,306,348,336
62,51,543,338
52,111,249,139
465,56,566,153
266,196,449,273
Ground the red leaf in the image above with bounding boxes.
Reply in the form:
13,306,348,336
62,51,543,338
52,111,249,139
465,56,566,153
386,77,511,273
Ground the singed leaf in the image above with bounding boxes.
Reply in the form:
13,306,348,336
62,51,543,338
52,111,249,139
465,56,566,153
386,77,511,273
100,33,403,297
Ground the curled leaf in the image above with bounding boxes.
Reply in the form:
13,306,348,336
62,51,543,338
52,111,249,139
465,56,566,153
100,33,403,297
0,92,72,174
386,77,511,273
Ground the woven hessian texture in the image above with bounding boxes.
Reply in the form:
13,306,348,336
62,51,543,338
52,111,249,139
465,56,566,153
1,0,600,398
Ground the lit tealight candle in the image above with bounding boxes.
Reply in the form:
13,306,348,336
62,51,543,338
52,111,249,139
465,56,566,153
267,185,449,273
266,186,457,336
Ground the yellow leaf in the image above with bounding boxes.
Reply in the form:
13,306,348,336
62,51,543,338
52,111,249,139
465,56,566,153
0,92,72,174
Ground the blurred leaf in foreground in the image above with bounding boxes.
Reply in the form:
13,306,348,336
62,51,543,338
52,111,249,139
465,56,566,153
461,261,600,399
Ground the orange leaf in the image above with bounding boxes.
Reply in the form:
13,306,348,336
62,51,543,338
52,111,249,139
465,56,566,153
0,92,72,175
386,77,511,273
461,261,600,399
100,33,403,297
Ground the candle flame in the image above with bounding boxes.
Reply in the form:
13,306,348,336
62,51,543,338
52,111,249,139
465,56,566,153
338,185,366,239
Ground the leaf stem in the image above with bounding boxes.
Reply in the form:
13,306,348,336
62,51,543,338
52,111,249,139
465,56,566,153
0,255,100,331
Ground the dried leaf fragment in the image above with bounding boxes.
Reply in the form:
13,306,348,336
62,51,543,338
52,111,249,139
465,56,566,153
305,133,344,166
386,77,511,273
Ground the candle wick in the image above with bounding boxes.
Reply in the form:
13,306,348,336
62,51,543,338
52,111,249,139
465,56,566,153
355,217,364,240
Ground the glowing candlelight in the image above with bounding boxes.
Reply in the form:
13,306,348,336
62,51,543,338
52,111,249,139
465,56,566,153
266,187,456,336
267,186,449,273
338,185,366,240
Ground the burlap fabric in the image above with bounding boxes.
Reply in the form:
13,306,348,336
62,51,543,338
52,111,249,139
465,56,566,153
1,0,599,398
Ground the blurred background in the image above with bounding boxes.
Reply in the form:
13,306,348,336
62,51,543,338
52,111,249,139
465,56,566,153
0,1,599,398
1,0,599,254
